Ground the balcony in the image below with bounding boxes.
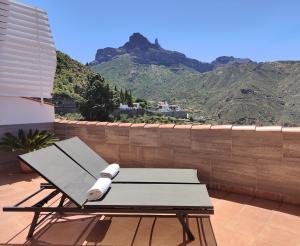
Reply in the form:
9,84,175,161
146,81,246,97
1,120,300,245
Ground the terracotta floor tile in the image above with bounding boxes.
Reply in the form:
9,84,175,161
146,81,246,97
251,239,278,246
269,211,300,236
257,225,300,246
213,226,236,246
225,214,267,238
213,227,254,246
211,199,244,225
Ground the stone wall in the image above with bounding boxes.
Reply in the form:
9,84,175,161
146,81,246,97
54,120,300,205
0,122,54,171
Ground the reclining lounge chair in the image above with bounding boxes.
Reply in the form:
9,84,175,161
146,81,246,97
3,145,214,241
55,137,200,184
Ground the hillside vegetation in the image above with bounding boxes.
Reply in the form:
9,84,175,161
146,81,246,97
54,51,140,121
54,51,94,101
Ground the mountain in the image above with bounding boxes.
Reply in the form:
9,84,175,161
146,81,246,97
90,33,300,125
91,33,253,73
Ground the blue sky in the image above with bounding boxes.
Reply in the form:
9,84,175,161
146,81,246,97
20,0,300,64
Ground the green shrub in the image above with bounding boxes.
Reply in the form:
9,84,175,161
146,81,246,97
0,129,59,153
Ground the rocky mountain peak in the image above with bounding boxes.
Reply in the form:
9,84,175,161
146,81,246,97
154,38,161,48
123,33,155,51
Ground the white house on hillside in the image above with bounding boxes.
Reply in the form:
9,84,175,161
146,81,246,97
157,101,181,113
0,0,56,126
119,103,141,110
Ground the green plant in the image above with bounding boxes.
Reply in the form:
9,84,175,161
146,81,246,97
0,129,59,153
55,112,84,120
79,74,117,120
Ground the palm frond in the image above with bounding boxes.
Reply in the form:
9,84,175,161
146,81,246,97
0,129,59,153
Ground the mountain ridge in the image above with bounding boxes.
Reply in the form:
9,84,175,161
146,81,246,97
91,33,254,73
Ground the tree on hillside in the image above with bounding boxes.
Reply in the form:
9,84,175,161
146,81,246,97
120,89,124,103
135,97,148,109
79,74,116,120
112,85,120,106
124,90,129,104
128,90,133,107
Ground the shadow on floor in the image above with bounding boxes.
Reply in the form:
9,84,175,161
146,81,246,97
3,213,217,246
209,188,300,217
0,168,39,186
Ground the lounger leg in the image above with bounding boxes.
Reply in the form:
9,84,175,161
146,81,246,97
177,214,195,241
56,194,67,216
58,194,66,207
27,211,40,239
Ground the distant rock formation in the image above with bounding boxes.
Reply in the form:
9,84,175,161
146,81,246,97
154,38,160,48
212,56,253,68
93,32,254,73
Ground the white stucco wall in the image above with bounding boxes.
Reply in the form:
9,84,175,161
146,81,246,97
0,1,56,126
0,96,54,125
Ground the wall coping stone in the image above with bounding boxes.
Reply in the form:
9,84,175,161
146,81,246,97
86,121,98,125
144,124,160,128
159,124,175,129
191,124,211,130
174,125,192,129
211,125,232,130
96,122,109,126
54,120,300,133
282,127,300,133
107,122,120,127
256,126,282,132
76,121,88,125
118,123,132,127
66,120,78,124
58,119,69,124
232,125,256,131
130,123,146,128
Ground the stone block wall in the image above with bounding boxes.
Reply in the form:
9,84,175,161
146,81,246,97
54,120,300,205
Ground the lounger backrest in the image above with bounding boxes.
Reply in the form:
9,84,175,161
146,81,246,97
55,137,108,178
19,146,96,206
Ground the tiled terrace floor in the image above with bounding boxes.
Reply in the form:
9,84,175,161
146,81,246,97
0,170,300,246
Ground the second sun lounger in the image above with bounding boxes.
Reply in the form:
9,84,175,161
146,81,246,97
3,145,213,240
55,137,200,184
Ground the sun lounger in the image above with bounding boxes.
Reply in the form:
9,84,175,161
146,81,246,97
55,137,200,184
3,146,213,240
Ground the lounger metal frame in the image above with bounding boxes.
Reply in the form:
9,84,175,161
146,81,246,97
3,144,214,242
3,183,213,241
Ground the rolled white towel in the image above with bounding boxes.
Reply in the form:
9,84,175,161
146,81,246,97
86,177,112,201
100,163,120,179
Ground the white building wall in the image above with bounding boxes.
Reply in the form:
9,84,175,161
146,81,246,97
0,0,56,126
0,97,54,125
